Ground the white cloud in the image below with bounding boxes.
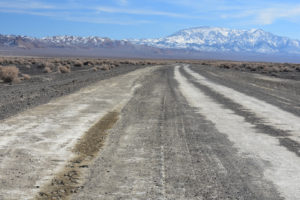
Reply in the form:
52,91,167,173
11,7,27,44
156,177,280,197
2,0,300,27
255,5,300,25
118,0,128,6
0,0,55,9
0,1,152,26
96,6,194,18
66,16,151,25
222,4,300,25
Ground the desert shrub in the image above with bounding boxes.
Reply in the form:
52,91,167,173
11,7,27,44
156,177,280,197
100,64,110,71
6,60,14,65
248,65,258,72
65,64,71,70
295,66,300,72
14,59,23,65
91,66,99,71
220,64,231,69
37,62,45,69
25,64,31,69
22,74,31,80
58,65,71,73
271,66,280,73
47,62,55,69
74,60,83,67
43,67,52,73
120,60,130,65
0,66,20,83
109,64,116,69
83,61,94,66
281,67,293,72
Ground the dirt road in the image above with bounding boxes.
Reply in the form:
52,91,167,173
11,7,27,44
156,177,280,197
0,64,299,199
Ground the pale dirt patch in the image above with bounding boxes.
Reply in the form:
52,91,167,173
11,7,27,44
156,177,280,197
252,73,299,83
184,65,300,144
37,111,119,200
0,66,160,200
175,65,300,200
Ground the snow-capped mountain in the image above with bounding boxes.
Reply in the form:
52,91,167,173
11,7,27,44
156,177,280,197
2,27,300,60
0,34,133,49
132,26,300,54
40,36,133,48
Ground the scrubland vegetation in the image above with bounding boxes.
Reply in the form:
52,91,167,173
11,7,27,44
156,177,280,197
0,65,20,83
0,57,165,84
0,56,299,84
179,60,300,74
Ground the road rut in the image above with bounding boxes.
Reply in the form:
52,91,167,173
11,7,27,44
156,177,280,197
0,66,158,199
74,65,299,199
1,64,300,199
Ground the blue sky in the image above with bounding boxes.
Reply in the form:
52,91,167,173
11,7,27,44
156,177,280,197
1,0,300,40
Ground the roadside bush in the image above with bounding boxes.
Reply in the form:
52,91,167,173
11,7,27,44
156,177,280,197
74,60,83,67
0,66,20,83
272,66,280,73
58,65,71,73
43,67,52,73
91,66,99,71
281,67,293,72
37,62,45,69
25,64,31,69
22,74,31,80
100,64,110,71
37,61,53,69
83,61,94,66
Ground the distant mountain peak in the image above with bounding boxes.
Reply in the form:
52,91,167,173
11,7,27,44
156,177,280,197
0,34,132,49
1,27,300,56
133,26,300,54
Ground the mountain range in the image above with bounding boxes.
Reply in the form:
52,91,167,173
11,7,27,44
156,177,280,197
0,35,133,49
132,27,300,54
1,27,300,62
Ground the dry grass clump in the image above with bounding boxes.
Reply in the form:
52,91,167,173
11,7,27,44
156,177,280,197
58,64,71,73
0,66,20,83
25,64,31,69
74,60,83,67
100,64,111,71
21,74,31,80
83,61,94,67
91,66,100,71
43,67,52,73
37,62,45,69
37,61,54,69
196,60,300,74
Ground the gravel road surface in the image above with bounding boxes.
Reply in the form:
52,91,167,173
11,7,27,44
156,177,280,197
0,64,299,199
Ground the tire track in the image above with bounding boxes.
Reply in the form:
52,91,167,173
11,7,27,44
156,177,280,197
182,65,300,156
0,66,159,199
37,111,119,199
175,65,300,200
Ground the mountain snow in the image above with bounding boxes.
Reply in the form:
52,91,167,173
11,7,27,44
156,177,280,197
132,26,300,54
0,34,130,48
2,27,300,54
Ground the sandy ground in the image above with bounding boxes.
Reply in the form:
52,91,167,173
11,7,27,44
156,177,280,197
0,63,147,120
0,63,300,199
0,66,158,199
176,65,300,199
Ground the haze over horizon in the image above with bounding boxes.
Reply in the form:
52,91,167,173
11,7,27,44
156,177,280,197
1,0,300,40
